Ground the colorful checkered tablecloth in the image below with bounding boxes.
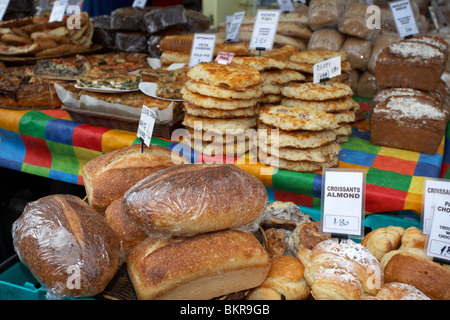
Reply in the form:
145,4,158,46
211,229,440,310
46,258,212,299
0,99,446,217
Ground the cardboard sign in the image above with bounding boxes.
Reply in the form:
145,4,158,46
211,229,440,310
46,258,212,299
249,9,281,51
423,178,450,234
137,105,156,147
389,0,419,38
426,195,450,263
313,56,341,84
189,33,217,67
321,168,366,238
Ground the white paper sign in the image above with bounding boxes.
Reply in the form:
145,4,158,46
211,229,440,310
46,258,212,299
389,0,419,38
426,198,450,263
249,9,281,51
0,0,10,21
313,56,341,84
137,105,156,147
189,33,217,68
423,179,450,234
49,0,68,22
278,0,294,12
321,169,366,237
226,11,245,42
132,0,147,8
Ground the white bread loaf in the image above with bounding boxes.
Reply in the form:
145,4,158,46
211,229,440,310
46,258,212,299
127,229,271,300
122,163,268,237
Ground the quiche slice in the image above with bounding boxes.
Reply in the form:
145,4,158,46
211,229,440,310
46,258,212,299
77,67,142,90
33,55,91,80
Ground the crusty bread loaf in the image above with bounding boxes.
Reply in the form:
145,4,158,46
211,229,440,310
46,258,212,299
122,163,268,237
105,198,148,253
82,144,181,214
383,252,450,300
127,229,271,300
12,194,121,298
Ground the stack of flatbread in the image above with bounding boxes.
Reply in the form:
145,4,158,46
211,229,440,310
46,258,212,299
181,61,263,156
253,81,356,172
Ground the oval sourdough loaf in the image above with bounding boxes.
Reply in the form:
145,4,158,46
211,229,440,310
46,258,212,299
122,163,268,236
127,229,271,300
12,194,121,298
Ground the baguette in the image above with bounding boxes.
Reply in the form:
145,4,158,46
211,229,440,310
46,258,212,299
127,229,271,300
122,163,268,237
12,194,121,298
83,144,182,214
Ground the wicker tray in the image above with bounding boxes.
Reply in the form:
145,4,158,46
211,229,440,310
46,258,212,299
62,105,184,139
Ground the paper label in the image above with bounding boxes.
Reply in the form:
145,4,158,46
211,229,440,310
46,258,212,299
215,51,235,65
226,11,245,42
426,194,450,263
137,105,156,147
249,9,281,50
0,0,10,21
49,0,68,22
423,179,450,234
132,0,147,8
313,56,341,84
189,33,217,68
321,169,366,237
277,0,294,12
389,0,419,38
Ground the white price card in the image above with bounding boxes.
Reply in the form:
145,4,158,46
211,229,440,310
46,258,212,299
132,0,147,8
49,0,68,22
422,178,450,234
313,56,341,84
426,194,450,263
226,11,245,43
321,168,366,238
0,0,10,21
189,33,217,68
137,105,157,147
278,0,294,13
389,0,419,38
249,9,281,51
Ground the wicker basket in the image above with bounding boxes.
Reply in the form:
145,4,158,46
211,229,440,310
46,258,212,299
62,105,184,139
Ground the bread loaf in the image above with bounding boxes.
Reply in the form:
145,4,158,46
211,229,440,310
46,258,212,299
82,144,181,214
12,194,121,298
122,163,268,237
127,229,271,300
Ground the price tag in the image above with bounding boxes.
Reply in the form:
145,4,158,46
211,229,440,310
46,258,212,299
321,168,366,238
132,0,147,9
137,105,157,147
277,0,294,13
189,33,217,68
215,51,235,65
313,56,341,84
389,0,419,38
422,178,450,234
49,0,68,22
0,0,10,21
249,9,281,51
226,11,245,42
426,194,450,263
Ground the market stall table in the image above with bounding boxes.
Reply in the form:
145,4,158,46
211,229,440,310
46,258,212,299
0,100,446,221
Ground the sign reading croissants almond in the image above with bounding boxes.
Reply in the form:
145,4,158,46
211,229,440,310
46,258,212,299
321,168,366,238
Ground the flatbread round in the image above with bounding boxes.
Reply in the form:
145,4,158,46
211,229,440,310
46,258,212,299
185,127,254,144
281,82,354,101
184,79,261,100
258,105,339,131
230,56,287,71
259,141,342,163
181,87,258,110
187,62,263,90
256,151,339,172
187,138,250,156
261,69,305,84
332,110,356,124
280,96,358,112
289,50,347,64
182,114,257,134
184,102,257,118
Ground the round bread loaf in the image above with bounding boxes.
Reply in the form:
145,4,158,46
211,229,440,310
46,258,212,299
122,163,268,236
12,194,121,298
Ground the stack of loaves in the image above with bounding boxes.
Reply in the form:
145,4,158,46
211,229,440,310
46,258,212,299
253,81,356,172
371,35,450,154
181,61,263,157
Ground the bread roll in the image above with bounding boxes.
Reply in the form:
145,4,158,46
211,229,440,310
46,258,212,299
122,163,268,237
361,226,404,261
127,229,271,300
12,194,121,298
82,144,181,214
375,282,430,300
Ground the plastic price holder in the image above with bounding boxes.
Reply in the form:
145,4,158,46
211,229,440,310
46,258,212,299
137,105,156,151
226,11,245,43
188,33,217,68
250,9,281,55
313,56,341,84
389,0,419,38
